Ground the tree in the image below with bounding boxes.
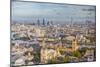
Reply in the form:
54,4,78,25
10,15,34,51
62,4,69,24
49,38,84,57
63,56,68,63
79,48,87,55
72,50,81,58
48,58,57,64
33,52,40,63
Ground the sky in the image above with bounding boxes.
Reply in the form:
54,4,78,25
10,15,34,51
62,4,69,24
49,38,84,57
12,1,96,24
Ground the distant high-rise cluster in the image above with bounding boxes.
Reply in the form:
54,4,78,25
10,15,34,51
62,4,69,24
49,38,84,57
36,18,53,26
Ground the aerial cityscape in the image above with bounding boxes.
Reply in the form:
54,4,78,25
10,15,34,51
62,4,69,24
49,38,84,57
11,1,96,66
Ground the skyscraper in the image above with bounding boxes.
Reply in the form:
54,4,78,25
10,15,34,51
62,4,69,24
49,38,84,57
37,19,40,26
51,21,53,25
43,18,45,26
47,21,50,26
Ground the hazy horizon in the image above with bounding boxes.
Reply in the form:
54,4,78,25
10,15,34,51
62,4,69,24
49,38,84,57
12,1,96,24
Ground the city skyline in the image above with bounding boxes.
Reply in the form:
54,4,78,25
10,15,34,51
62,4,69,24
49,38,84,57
11,1,96,66
12,1,96,24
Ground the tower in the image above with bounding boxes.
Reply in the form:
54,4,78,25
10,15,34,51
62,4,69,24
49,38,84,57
41,38,48,63
37,19,40,26
47,21,49,26
51,21,53,25
72,39,78,51
43,18,45,26
42,38,46,48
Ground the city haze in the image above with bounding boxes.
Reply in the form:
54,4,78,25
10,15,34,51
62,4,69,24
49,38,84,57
12,1,96,24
